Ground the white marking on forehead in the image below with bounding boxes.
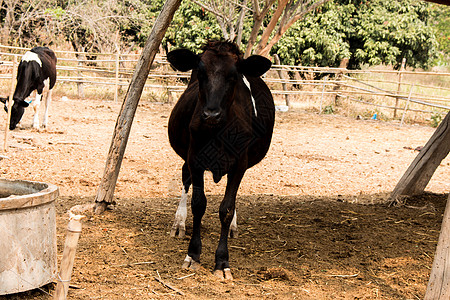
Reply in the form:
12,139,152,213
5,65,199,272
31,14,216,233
242,75,257,117
21,51,42,67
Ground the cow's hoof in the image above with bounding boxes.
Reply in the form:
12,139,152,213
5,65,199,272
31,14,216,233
229,229,238,238
182,255,200,270
213,268,233,280
170,224,185,238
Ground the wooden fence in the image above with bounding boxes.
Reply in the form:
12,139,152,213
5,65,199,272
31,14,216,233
0,45,449,122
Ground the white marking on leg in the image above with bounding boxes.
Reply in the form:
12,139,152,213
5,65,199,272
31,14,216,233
243,75,257,117
230,209,237,233
182,254,192,269
170,187,188,237
183,255,192,264
21,51,42,66
32,92,42,129
42,79,51,128
182,254,199,269
223,268,233,280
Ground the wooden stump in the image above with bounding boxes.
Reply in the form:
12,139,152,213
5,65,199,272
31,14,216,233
54,213,84,300
425,193,450,299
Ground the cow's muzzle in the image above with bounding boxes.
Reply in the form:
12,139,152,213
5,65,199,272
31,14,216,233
202,108,222,124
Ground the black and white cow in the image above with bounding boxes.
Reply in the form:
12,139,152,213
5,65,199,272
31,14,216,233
167,40,275,280
1,46,57,130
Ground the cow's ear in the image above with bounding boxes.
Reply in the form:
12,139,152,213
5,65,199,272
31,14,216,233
238,55,272,77
167,49,199,72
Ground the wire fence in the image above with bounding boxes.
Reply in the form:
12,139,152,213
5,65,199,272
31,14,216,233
0,44,449,124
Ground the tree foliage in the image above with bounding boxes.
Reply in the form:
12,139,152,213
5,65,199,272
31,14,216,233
273,0,438,69
0,0,445,70
430,3,450,66
190,0,249,45
163,1,223,53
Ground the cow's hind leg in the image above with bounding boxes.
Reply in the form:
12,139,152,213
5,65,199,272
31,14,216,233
229,209,238,238
42,83,52,128
214,166,246,280
171,163,191,238
32,91,42,129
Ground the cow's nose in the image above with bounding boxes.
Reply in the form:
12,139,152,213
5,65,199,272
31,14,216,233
202,108,222,121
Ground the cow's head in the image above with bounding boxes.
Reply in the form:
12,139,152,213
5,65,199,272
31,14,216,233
167,41,271,125
0,96,29,130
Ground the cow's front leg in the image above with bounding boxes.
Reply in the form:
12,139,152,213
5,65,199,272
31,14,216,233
214,166,246,280
32,92,42,129
182,166,206,270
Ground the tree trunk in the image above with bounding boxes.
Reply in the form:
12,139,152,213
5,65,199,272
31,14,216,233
94,0,182,214
245,15,264,58
254,0,287,55
391,112,450,199
244,0,276,58
255,0,331,57
235,5,247,46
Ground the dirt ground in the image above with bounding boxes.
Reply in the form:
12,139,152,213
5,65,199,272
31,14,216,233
0,96,449,299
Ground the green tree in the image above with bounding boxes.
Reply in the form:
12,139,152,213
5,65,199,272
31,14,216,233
163,1,223,52
0,0,441,71
272,2,353,66
430,3,450,66
273,0,438,69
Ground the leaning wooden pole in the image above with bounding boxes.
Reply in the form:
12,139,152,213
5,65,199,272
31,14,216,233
94,0,182,214
425,193,450,299
391,112,450,199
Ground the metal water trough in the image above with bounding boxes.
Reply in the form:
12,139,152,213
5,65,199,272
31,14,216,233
0,179,59,295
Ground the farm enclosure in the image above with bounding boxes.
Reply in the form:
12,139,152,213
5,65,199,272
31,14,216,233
0,45,449,127
0,97,449,299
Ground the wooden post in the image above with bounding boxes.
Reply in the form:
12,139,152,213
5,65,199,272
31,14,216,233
319,78,327,114
400,83,414,127
3,55,17,152
54,213,85,300
77,57,84,98
114,51,120,103
162,63,173,104
273,54,290,107
393,57,406,119
94,0,182,214
332,58,349,106
425,193,450,299
391,112,450,199
167,89,173,104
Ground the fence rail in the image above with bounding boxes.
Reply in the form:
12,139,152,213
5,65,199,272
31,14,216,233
0,45,448,122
